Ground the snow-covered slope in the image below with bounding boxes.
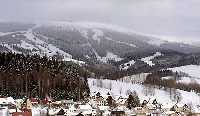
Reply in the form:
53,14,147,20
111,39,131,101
0,25,85,64
120,60,136,70
1,22,200,65
166,65,200,84
88,78,200,112
141,52,162,66
100,51,123,63
169,65,200,79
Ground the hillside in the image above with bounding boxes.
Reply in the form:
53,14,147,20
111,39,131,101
0,52,90,100
88,77,200,113
0,22,200,78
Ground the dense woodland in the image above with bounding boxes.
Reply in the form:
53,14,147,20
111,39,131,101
0,52,90,100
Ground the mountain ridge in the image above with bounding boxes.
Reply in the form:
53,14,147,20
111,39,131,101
0,22,200,74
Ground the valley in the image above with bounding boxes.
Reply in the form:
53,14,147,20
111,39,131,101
0,22,200,115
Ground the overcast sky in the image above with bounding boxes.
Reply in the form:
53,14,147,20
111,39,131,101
0,0,200,43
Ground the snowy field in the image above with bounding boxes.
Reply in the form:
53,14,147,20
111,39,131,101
100,51,123,63
88,78,200,112
120,60,135,70
167,65,200,84
141,52,162,66
120,52,162,70
169,65,200,79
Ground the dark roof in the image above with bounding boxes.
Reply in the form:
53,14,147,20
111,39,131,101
96,92,101,96
111,111,125,114
76,113,84,116
57,109,65,115
152,99,158,105
183,104,189,108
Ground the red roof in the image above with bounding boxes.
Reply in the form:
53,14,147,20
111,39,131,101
41,98,53,104
30,98,38,103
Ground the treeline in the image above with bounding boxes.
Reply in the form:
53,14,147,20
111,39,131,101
85,63,126,80
0,52,90,100
120,50,200,76
144,70,200,93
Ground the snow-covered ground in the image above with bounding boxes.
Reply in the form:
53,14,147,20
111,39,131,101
105,37,137,48
120,52,162,70
141,52,162,66
0,27,85,64
118,73,148,84
100,51,123,63
92,29,103,44
169,65,200,79
2,44,22,54
88,78,200,112
165,65,200,85
0,32,8,36
177,77,200,84
20,40,38,50
0,32,19,37
147,37,167,46
161,76,174,80
32,107,48,116
120,60,135,70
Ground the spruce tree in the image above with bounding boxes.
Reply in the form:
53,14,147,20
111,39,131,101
126,92,140,109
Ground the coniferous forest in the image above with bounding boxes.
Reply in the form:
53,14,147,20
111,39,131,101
0,52,90,100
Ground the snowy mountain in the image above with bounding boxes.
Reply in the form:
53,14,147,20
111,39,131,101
0,22,200,69
1,22,200,112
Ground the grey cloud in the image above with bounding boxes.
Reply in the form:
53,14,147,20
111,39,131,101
0,0,200,43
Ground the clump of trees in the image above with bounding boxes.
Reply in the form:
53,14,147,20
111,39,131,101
126,91,140,109
0,52,90,100
144,70,200,94
106,94,116,108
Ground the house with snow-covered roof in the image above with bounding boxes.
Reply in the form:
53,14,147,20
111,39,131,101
172,103,191,115
0,97,15,106
90,92,108,108
111,111,125,116
134,107,150,116
62,99,74,108
65,104,80,116
116,96,127,107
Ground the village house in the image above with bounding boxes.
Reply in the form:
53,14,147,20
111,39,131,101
134,107,150,116
111,111,126,116
11,98,32,116
163,111,177,116
65,103,98,116
97,105,110,116
125,110,137,116
170,103,192,115
30,98,40,107
116,96,127,107
65,104,80,116
161,102,174,112
111,105,129,116
1,91,199,116
140,99,165,116
62,100,74,108
90,92,108,108
79,104,94,116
